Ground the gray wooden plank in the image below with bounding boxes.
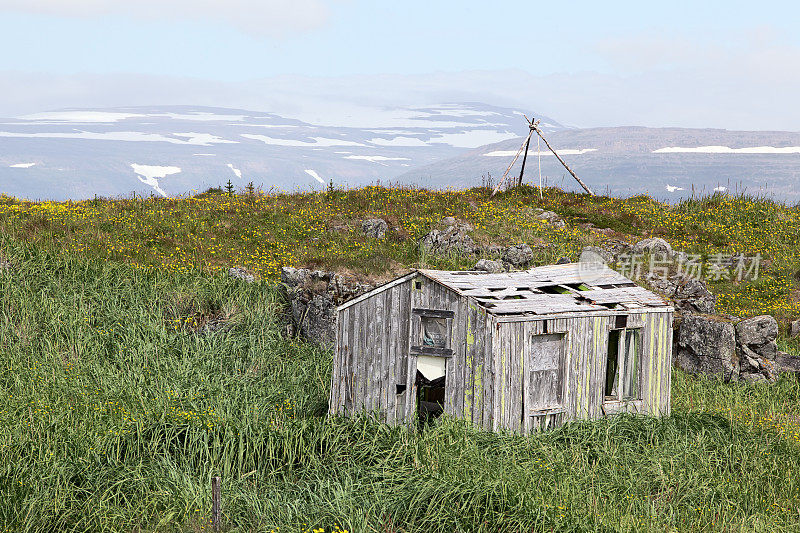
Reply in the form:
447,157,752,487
484,316,495,431
386,284,399,425
345,307,356,414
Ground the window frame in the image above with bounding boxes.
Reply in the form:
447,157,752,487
410,308,454,358
604,327,642,404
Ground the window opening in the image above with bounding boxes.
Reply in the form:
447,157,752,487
414,280,423,290
421,316,447,348
605,329,641,401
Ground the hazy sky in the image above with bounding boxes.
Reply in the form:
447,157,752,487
1,0,799,130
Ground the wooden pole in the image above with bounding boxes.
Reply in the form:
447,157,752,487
532,125,595,196
491,129,532,197
212,476,222,532
516,129,533,187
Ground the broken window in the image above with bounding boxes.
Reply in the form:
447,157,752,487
605,329,641,401
421,316,448,348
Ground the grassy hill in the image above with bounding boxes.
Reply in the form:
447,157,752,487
2,185,800,531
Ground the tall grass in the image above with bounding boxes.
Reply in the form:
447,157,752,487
3,238,800,531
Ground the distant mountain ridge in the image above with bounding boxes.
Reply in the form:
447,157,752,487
0,103,560,200
401,126,800,202
2,104,800,202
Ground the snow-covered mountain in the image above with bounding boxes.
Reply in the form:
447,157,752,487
400,126,800,202
0,103,562,200
3,104,800,202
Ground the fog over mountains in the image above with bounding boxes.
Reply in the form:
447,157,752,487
2,103,800,202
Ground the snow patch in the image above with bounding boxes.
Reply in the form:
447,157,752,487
665,185,685,192
0,131,236,146
9,162,36,168
304,169,325,184
19,111,144,123
714,186,728,192
653,146,800,154
149,112,248,122
483,148,598,157
193,153,216,156
429,130,518,148
227,164,242,179
172,133,239,145
242,134,365,147
369,136,429,147
130,164,181,197
343,155,411,163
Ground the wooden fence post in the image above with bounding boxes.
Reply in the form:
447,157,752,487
212,476,222,532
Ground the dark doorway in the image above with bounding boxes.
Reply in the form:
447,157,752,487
415,370,445,425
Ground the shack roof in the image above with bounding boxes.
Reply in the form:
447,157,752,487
337,263,670,316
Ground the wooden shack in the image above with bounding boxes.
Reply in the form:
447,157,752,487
329,263,673,432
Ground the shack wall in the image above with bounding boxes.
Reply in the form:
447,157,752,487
330,277,413,423
480,310,672,434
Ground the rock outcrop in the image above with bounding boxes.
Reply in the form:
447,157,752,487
674,315,739,381
420,219,477,256
632,237,673,257
791,319,800,339
674,312,800,383
281,267,375,347
736,315,779,382
362,218,388,239
474,258,504,273
645,273,716,315
228,267,256,283
502,244,533,268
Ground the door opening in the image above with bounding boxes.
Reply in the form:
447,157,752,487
415,370,445,424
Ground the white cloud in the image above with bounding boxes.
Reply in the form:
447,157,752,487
0,0,335,38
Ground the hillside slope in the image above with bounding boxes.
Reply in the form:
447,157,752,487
2,186,800,530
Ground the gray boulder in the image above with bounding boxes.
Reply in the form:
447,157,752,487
580,246,613,265
502,244,533,267
775,352,800,375
736,315,779,381
535,210,566,228
420,220,477,256
228,267,256,283
535,210,559,221
674,315,738,381
644,273,716,315
790,319,800,339
673,278,717,314
474,259,504,273
736,315,779,346
281,267,375,347
362,218,388,239
632,237,673,257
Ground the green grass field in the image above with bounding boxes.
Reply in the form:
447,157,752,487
2,186,800,531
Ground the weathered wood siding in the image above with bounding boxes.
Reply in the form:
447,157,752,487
641,311,672,417
475,311,672,433
403,275,463,423
332,273,673,432
329,278,413,422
